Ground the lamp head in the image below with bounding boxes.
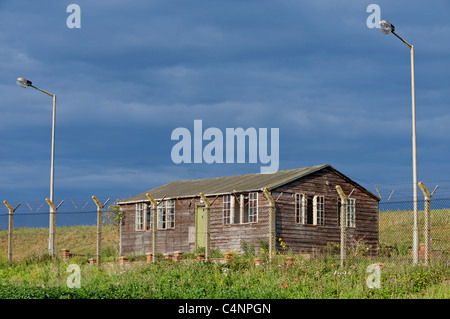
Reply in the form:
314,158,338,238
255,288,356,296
17,77,32,88
379,20,395,35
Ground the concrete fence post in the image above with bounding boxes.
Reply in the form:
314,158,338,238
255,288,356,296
199,193,211,261
3,201,15,263
262,188,276,262
45,198,56,259
146,193,158,263
418,182,431,265
92,196,109,266
336,185,347,268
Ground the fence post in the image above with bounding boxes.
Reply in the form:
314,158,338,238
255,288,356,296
262,188,276,261
3,201,14,263
199,193,211,262
336,185,347,267
145,193,158,263
418,182,431,265
92,196,103,266
45,198,56,259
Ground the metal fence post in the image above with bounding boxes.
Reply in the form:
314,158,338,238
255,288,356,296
336,185,347,267
262,188,276,262
146,193,158,263
45,198,56,259
199,193,211,261
418,182,431,265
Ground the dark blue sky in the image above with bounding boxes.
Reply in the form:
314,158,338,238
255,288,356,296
1,0,449,213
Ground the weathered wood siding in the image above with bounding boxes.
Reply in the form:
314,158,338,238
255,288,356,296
273,166,379,254
209,193,271,253
119,198,193,256
119,194,271,255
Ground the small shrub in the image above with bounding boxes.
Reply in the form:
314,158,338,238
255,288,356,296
241,241,255,258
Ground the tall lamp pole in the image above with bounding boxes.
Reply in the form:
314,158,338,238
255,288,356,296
379,20,419,265
16,77,57,257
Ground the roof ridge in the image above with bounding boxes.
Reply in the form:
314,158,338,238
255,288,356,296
168,164,329,183
119,164,332,203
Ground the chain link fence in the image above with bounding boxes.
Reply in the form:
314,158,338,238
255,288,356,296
0,197,120,263
0,192,448,266
378,197,449,265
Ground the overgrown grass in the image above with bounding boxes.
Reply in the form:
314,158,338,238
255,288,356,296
0,225,119,262
379,208,450,258
0,211,449,299
0,253,448,299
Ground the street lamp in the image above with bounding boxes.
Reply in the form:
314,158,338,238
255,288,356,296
378,20,419,265
16,77,57,258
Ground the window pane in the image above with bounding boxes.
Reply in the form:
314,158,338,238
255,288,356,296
146,205,152,230
158,202,166,229
167,200,175,228
316,196,325,225
223,195,231,224
136,203,144,231
234,196,241,224
248,192,258,223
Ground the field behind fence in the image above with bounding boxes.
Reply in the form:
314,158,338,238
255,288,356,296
0,194,449,266
378,200,449,265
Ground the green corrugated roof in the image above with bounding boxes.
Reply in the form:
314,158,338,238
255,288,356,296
120,164,331,203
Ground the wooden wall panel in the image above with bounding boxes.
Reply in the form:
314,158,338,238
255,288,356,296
273,166,379,254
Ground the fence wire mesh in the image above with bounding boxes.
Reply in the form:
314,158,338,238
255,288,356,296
0,192,448,265
378,198,449,265
0,197,120,263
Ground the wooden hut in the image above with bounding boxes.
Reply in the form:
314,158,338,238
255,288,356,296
117,164,379,256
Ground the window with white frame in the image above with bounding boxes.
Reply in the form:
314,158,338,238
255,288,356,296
135,203,146,231
157,200,175,229
346,198,356,228
295,193,306,224
295,193,324,225
223,193,258,224
338,198,356,227
248,192,258,223
223,195,232,224
314,195,325,225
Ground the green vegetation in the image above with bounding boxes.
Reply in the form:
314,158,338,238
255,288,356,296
0,208,448,299
0,253,448,299
379,208,450,258
0,224,119,263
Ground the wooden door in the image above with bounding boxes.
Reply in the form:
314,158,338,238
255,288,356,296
195,207,207,250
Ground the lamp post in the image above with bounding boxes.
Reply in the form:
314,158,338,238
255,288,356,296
378,20,419,265
16,77,57,257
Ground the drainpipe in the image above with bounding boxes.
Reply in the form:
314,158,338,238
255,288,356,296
262,188,276,261
199,192,211,261
146,193,158,263
336,185,347,267
418,182,431,265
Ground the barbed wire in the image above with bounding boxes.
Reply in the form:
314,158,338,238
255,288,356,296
371,180,450,201
0,197,117,215
2,180,450,215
